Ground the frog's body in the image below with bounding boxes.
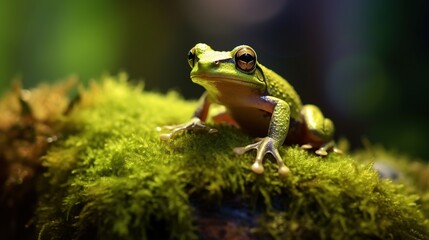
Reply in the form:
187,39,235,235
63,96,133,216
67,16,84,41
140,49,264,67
160,43,338,176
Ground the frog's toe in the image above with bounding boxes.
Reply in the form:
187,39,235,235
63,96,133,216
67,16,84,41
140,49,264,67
233,147,246,155
207,128,218,133
302,140,340,156
251,161,264,174
333,148,343,154
156,125,176,131
158,118,217,141
234,143,265,174
301,144,313,150
233,142,259,155
315,140,340,156
315,149,328,156
159,125,187,140
187,120,217,133
235,137,290,176
301,143,327,156
160,133,174,141
270,148,290,176
278,165,290,176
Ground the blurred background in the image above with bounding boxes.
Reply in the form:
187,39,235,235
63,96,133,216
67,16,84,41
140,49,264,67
0,0,428,159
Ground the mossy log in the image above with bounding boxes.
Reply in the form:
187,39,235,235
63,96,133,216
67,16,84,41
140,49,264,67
1,74,428,239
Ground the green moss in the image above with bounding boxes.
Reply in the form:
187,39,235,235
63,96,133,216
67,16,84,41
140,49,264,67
353,144,429,223
36,74,429,239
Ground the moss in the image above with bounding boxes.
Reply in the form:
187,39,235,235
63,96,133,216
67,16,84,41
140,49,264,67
33,74,429,239
0,78,76,240
353,144,429,223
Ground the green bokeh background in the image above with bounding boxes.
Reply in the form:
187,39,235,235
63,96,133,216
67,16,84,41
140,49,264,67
0,0,428,159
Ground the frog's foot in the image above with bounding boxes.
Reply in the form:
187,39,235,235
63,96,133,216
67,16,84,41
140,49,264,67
157,117,217,141
301,141,343,156
234,137,290,176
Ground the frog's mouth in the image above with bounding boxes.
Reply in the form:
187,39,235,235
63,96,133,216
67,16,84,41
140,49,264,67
191,74,266,104
191,75,263,88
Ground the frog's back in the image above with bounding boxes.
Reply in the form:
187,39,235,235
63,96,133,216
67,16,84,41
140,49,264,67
260,64,303,120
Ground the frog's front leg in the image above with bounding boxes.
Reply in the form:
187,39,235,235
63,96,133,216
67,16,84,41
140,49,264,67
159,92,217,140
234,96,291,176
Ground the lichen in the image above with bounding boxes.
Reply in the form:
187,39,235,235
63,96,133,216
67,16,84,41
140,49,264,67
29,74,429,239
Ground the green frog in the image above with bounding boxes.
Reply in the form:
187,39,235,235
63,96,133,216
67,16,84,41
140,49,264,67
160,43,339,176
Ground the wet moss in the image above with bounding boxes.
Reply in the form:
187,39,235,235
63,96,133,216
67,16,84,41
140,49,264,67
29,74,429,239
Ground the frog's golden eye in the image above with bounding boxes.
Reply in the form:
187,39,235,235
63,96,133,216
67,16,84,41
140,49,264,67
188,47,196,68
235,47,257,72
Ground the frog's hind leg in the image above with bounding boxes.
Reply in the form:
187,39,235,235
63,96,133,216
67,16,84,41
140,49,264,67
300,104,341,155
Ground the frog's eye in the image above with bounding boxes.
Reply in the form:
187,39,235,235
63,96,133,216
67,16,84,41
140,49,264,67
188,47,196,68
235,47,257,72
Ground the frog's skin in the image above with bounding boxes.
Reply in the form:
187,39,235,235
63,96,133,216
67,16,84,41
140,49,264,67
160,43,339,176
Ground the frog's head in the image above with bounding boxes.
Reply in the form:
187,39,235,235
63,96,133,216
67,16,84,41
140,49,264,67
187,43,266,96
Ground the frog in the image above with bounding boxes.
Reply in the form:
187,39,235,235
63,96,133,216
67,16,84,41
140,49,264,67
159,43,340,176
